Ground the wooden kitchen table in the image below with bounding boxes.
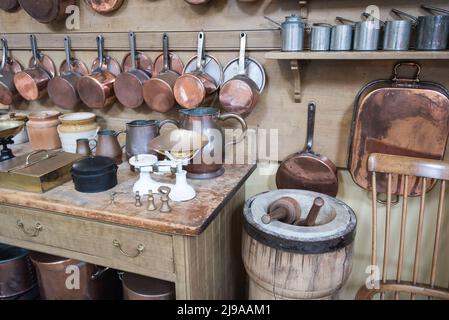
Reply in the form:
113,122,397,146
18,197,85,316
0,145,256,299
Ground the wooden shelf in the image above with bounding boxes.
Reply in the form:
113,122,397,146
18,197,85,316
265,51,449,102
265,51,449,60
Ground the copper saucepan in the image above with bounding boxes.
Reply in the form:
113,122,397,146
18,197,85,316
48,35,89,109
0,0,20,11
14,35,56,101
276,102,338,197
77,35,121,109
114,32,152,109
18,0,75,23
84,0,124,13
174,32,223,109
0,38,23,106
143,33,183,113
219,32,265,116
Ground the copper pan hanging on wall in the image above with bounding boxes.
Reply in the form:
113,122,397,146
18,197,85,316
0,0,20,11
48,35,89,109
173,32,223,109
18,0,75,23
114,32,152,108
84,0,124,13
77,35,121,109
219,32,266,116
143,33,183,113
13,34,57,101
0,38,23,106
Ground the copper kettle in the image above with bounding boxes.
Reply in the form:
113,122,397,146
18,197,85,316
180,107,247,179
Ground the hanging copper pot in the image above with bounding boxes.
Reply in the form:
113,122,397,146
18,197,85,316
48,35,89,110
173,32,223,109
114,32,152,109
143,33,183,113
0,0,20,11
84,0,124,13
0,38,23,106
13,34,56,101
77,35,121,109
18,0,75,23
219,32,266,116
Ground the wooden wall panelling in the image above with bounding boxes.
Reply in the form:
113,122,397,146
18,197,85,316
1,0,449,168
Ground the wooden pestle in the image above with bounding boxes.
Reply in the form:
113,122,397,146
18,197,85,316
261,197,301,224
303,197,325,226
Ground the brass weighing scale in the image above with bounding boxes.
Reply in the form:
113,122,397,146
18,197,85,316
0,120,24,162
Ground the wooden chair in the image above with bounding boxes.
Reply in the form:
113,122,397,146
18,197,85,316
356,153,449,300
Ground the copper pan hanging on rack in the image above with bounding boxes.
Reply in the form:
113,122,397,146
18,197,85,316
84,0,124,13
0,38,23,106
0,0,20,11
18,0,75,23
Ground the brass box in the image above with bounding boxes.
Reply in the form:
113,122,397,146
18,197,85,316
0,151,84,193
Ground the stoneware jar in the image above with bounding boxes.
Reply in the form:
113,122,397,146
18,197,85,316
57,112,99,153
26,111,62,150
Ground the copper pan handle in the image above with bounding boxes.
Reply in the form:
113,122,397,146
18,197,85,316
17,220,43,238
238,32,247,75
219,112,248,146
95,34,105,72
30,34,39,67
305,102,316,152
128,31,137,70
393,62,421,83
162,32,170,72
112,239,145,258
196,31,205,71
64,35,73,73
1,38,8,70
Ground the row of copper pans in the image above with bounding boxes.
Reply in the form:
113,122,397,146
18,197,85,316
1,33,266,116
0,0,124,22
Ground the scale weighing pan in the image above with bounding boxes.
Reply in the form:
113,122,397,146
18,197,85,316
150,129,209,160
0,120,24,139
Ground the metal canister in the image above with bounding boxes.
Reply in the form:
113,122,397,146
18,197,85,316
121,272,176,300
281,14,305,51
383,20,412,51
330,19,353,51
416,5,449,51
310,23,331,51
354,16,381,51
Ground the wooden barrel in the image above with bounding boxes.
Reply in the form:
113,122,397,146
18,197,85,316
242,190,357,300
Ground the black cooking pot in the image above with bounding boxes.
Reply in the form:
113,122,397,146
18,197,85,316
71,156,118,193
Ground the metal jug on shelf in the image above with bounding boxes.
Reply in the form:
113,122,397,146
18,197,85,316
94,130,126,164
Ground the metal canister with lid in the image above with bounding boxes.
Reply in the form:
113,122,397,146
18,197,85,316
281,14,305,51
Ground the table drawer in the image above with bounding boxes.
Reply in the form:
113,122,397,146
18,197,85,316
0,204,175,276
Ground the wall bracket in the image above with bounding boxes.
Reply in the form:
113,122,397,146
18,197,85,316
290,60,301,103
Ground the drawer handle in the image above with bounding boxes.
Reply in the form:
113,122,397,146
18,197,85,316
17,220,43,237
112,240,144,258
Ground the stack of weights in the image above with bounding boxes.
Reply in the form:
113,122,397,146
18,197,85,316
242,190,357,300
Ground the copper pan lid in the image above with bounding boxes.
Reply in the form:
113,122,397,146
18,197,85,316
122,52,153,77
28,54,57,78
153,52,184,76
84,0,124,13
60,59,89,76
122,273,175,300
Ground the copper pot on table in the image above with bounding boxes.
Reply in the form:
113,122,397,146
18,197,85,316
219,32,266,116
14,34,56,101
0,38,23,106
93,129,126,164
143,33,183,113
48,35,89,110
18,0,75,23
114,32,152,109
174,32,223,109
121,272,175,300
84,0,124,13
77,35,121,109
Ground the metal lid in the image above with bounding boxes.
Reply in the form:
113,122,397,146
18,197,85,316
284,14,304,24
180,106,219,117
122,273,175,299
71,156,117,176
183,54,224,87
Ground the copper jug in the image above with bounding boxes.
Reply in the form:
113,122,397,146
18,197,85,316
94,129,125,164
180,107,247,179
